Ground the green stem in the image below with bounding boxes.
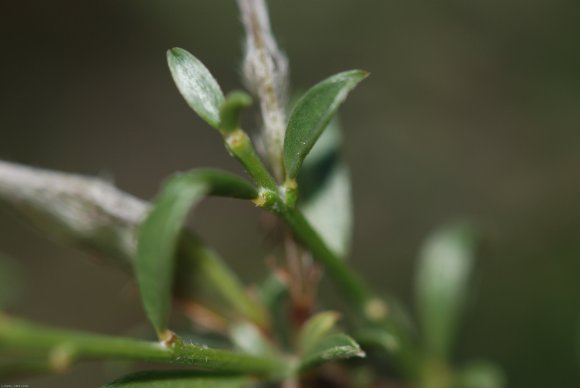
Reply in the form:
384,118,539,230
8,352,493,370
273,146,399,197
223,129,277,190
0,314,287,377
180,234,269,328
260,198,419,378
281,207,370,307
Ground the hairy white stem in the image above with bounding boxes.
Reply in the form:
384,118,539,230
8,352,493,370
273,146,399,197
237,0,289,181
0,160,148,267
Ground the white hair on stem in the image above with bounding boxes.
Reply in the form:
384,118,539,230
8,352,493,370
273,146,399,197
237,0,289,181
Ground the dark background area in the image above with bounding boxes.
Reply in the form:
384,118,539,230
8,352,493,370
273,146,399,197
1,1,579,386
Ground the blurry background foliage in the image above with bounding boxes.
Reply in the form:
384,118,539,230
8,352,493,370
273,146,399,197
1,1,579,387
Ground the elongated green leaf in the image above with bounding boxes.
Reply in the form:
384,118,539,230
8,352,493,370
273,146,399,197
298,311,340,354
299,119,352,258
136,170,257,336
103,371,247,388
415,223,478,359
219,91,252,133
298,333,365,372
283,70,368,179
167,48,225,128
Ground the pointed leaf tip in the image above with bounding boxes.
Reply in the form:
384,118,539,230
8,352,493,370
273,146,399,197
298,333,365,372
283,70,368,179
167,47,224,128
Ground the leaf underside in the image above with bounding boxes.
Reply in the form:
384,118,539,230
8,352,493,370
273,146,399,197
167,47,225,128
299,119,353,258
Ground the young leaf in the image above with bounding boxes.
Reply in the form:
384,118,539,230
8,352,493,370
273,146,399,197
297,311,340,354
298,333,365,373
167,48,225,128
299,119,352,258
283,70,368,179
103,371,247,388
219,91,253,133
136,170,257,337
415,222,478,359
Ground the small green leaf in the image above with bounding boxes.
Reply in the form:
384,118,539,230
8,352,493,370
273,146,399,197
415,222,478,359
219,91,253,133
457,360,505,388
298,311,340,354
299,119,352,258
167,48,225,128
103,371,247,388
136,170,257,336
298,333,365,372
283,70,368,179
229,322,275,356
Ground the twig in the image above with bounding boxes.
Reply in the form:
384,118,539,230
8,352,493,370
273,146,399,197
0,313,287,376
237,0,289,181
0,160,147,267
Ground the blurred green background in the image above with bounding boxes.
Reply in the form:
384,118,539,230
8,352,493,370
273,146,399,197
1,1,579,386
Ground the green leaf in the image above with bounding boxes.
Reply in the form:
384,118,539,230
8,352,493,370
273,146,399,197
219,91,253,133
415,222,478,359
229,322,275,356
297,311,340,354
283,70,368,179
299,119,352,258
298,333,365,372
167,48,225,128
136,170,257,336
457,360,505,388
103,371,247,388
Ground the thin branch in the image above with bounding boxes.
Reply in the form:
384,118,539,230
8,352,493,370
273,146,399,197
0,313,287,376
0,160,147,268
237,0,289,181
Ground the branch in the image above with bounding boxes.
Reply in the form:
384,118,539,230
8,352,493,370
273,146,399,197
0,160,147,268
237,0,289,181
0,313,287,377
